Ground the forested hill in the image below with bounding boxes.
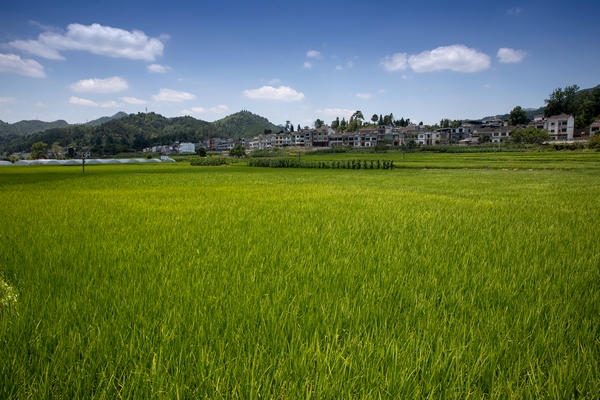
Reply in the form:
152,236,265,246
0,119,70,147
0,110,280,154
213,110,280,138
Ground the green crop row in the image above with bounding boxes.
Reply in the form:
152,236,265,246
190,156,236,166
247,158,394,169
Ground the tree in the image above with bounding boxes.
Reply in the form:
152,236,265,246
371,114,378,125
511,127,551,144
314,119,324,129
331,117,340,130
509,106,530,126
29,142,47,159
297,124,301,131
229,144,246,158
589,132,600,150
50,142,64,159
196,147,207,157
545,84,579,117
339,117,347,132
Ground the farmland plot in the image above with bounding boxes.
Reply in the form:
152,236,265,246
0,163,599,398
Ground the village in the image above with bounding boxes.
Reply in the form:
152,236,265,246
145,113,600,154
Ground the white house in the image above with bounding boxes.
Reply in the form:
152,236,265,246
545,114,574,141
179,142,195,153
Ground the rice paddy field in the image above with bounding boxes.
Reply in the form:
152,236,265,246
1,152,599,398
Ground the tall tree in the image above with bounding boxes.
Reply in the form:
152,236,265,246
339,117,347,132
509,106,530,126
371,114,378,125
314,119,324,129
50,142,64,159
331,117,340,130
29,142,47,159
545,84,579,117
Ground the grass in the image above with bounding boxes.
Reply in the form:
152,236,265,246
0,159,599,398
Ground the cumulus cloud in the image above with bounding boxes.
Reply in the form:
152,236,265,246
152,88,196,102
9,23,166,61
121,97,147,105
69,76,128,93
147,63,172,73
243,86,305,102
303,61,313,69
381,45,491,73
69,96,120,108
380,53,408,71
355,93,371,99
181,105,230,115
0,53,46,77
497,48,527,63
408,45,491,72
307,50,322,58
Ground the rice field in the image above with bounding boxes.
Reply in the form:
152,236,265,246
1,156,599,398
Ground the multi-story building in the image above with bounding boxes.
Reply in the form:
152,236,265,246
545,114,574,141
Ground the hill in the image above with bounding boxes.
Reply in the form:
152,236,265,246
83,111,128,127
482,106,546,123
213,110,280,139
0,110,282,155
0,119,70,148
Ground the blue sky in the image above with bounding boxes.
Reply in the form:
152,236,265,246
1,0,599,127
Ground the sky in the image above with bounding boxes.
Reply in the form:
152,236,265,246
1,0,599,128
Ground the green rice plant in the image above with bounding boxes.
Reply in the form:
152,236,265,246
0,277,18,322
0,162,598,398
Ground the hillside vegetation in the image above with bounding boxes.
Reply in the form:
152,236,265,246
0,110,278,154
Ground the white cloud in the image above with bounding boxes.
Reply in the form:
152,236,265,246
408,45,491,73
147,63,172,73
9,23,166,61
121,97,147,105
152,88,196,102
181,105,230,115
506,7,522,15
268,78,281,85
303,61,313,69
243,86,305,102
307,50,322,58
69,76,128,93
316,108,355,118
355,93,372,99
69,96,120,108
497,48,527,63
380,53,408,71
0,53,46,78
0,97,17,103
335,61,354,71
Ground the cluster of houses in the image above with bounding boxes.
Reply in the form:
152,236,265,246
145,114,599,154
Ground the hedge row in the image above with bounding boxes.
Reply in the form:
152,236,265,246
247,158,394,170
